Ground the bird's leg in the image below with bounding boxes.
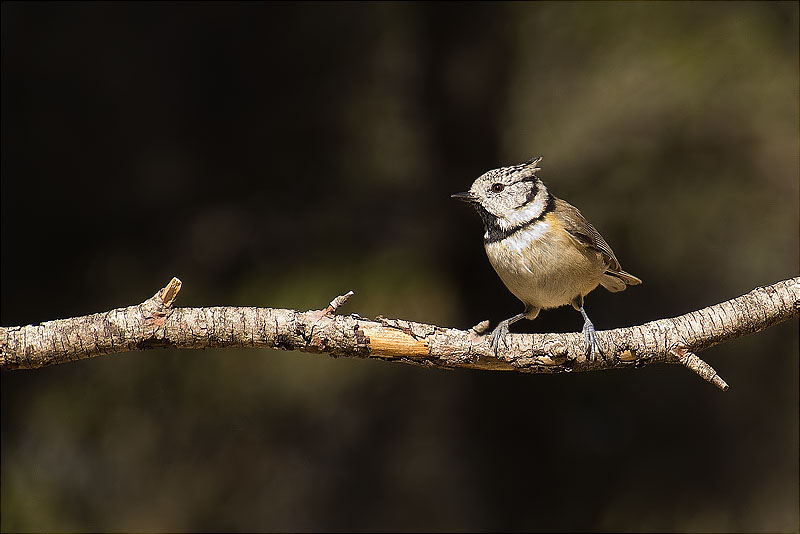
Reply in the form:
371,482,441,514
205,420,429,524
571,296,603,361
488,313,525,355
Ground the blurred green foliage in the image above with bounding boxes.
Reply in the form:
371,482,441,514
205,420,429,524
2,2,797,532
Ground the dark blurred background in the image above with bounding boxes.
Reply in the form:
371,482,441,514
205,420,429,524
2,2,798,532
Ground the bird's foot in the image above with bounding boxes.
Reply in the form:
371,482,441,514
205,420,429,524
582,320,604,362
488,320,510,356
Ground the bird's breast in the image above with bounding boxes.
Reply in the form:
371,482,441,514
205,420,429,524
484,214,605,309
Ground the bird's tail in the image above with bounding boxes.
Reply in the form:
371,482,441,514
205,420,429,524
600,270,642,292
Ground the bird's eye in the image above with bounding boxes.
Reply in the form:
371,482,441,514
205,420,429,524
491,183,505,193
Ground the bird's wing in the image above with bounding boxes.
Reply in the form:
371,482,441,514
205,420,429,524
554,197,622,272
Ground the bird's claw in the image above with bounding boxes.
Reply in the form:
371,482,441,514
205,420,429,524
488,320,510,356
583,321,604,362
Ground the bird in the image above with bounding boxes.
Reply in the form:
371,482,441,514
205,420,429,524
451,157,641,360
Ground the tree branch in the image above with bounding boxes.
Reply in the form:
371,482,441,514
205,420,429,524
2,277,798,390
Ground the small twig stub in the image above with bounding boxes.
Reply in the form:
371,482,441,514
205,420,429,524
326,291,354,314
670,345,729,391
159,277,183,308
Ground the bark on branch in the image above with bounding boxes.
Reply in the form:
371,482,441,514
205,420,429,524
2,277,798,391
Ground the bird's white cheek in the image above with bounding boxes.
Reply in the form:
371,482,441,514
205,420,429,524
499,192,548,229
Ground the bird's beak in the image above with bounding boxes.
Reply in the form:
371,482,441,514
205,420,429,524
451,191,476,202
